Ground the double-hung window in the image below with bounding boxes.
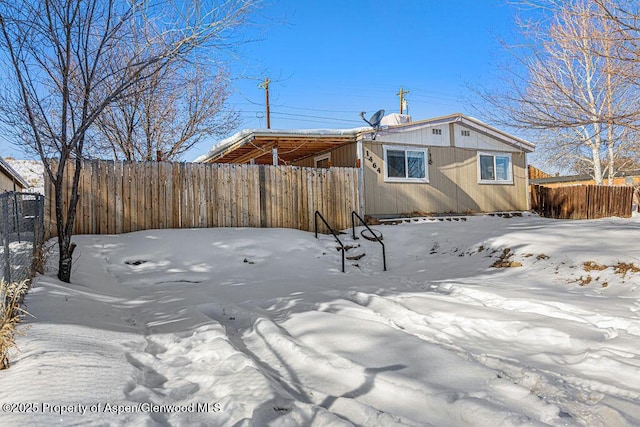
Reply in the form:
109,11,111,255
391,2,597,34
478,152,513,184
383,146,429,183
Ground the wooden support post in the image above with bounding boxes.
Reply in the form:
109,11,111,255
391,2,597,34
258,166,267,228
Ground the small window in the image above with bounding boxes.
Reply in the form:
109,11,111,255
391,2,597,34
461,130,470,137
432,128,442,135
478,152,513,184
314,153,331,168
383,146,429,183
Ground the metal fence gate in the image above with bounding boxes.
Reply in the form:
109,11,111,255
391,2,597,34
0,192,44,283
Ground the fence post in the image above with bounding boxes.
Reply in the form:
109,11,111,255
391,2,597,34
33,195,44,270
2,195,11,283
259,165,267,228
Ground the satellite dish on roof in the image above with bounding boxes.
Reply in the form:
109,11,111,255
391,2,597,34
359,109,385,140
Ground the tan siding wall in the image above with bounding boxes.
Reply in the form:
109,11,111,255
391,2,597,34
455,148,528,212
293,142,357,168
0,173,14,192
363,142,528,216
0,173,25,193
294,157,315,168
293,157,314,167
375,125,450,147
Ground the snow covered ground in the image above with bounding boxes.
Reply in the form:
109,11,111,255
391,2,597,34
1,215,640,426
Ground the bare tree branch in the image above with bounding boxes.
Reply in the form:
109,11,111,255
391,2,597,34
476,0,640,184
0,0,258,282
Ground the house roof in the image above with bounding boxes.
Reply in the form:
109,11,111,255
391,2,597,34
0,156,29,189
195,127,371,165
378,113,536,153
195,113,534,164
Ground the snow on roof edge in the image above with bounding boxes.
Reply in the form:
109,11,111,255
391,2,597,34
0,156,30,188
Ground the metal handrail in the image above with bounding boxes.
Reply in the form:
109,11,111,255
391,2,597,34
351,211,387,271
314,210,345,273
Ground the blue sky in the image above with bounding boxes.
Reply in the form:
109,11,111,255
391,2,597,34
204,0,520,160
0,0,522,161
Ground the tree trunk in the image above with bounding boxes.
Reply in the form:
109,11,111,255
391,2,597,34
54,166,80,283
57,240,76,283
592,146,604,185
607,135,615,186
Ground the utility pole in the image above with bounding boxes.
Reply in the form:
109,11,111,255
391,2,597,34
397,87,410,114
259,77,271,129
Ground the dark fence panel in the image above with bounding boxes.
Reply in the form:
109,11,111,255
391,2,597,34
0,192,45,283
530,185,633,219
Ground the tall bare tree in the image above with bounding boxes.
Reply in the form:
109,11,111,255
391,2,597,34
0,0,257,282
480,0,640,184
591,1,640,181
92,38,240,161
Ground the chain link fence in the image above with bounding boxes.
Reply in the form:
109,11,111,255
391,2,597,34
0,192,45,284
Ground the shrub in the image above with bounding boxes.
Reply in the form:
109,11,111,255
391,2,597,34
0,279,30,370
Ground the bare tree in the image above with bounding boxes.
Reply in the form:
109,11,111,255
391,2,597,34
574,152,640,175
479,0,640,184
92,37,240,161
0,0,257,282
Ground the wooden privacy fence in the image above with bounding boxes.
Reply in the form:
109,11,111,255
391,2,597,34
530,184,633,219
44,160,360,237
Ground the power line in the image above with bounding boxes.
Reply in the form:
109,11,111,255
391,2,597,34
275,105,365,114
235,94,397,112
270,111,362,124
410,93,461,102
234,102,365,114
237,109,364,124
236,111,365,127
264,116,359,126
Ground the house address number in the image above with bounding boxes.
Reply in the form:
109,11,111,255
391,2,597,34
365,150,381,174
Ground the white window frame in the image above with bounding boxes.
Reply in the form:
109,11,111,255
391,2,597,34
477,151,513,184
383,145,429,183
314,152,331,168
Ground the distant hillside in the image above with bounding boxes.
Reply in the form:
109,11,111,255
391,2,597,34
4,158,44,195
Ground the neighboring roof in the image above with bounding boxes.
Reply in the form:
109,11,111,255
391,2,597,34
531,169,640,185
195,113,535,164
0,156,29,189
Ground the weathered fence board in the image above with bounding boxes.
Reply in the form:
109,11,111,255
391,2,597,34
530,184,632,219
44,160,360,237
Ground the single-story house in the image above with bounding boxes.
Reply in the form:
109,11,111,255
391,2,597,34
196,113,535,217
0,156,29,193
